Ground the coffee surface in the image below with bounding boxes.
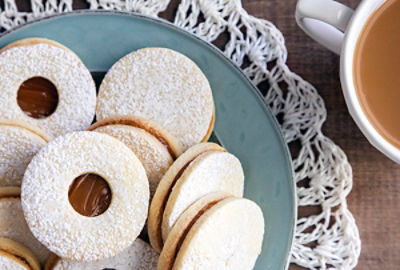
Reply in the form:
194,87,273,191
354,0,400,148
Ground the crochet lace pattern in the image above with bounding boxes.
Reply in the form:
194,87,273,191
0,0,361,268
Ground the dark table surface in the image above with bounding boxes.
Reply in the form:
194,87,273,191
9,0,400,269
248,0,400,269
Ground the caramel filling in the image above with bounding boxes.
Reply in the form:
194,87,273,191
159,159,196,243
0,250,33,270
158,148,225,246
156,135,176,159
171,200,221,268
68,174,112,217
17,77,58,119
13,254,32,270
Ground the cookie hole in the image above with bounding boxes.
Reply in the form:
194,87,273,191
17,77,59,119
68,173,112,217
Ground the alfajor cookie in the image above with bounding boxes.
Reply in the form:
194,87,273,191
158,192,230,269
21,131,149,261
0,237,40,270
45,238,158,270
89,116,183,198
159,197,265,270
148,143,244,252
96,47,215,151
0,120,49,187
0,187,50,264
0,38,96,137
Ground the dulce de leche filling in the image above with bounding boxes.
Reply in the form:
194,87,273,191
158,148,225,247
17,77,59,119
171,200,222,268
68,174,112,217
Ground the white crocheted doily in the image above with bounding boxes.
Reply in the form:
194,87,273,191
0,0,361,269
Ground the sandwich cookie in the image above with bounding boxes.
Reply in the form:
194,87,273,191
21,131,149,261
0,120,50,186
0,237,40,270
96,47,215,151
0,38,96,137
159,196,265,270
89,116,183,198
45,238,158,270
0,187,49,264
148,143,244,252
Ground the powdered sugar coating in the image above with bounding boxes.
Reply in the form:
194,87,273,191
0,251,27,270
162,151,244,241
96,48,214,151
0,197,49,264
0,43,96,137
0,125,47,186
21,132,149,261
52,238,158,270
94,125,173,199
173,198,264,270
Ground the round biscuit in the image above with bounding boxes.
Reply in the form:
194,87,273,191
172,197,264,270
0,187,49,264
96,47,215,151
161,151,244,241
0,38,96,137
0,122,48,187
21,131,149,261
147,142,225,252
0,237,41,270
158,192,230,270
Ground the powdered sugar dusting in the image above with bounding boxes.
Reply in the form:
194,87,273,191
53,238,158,270
0,43,96,137
0,125,47,186
174,198,264,270
0,197,50,264
94,125,173,199
21,131,149,261
97,48,214,151
0,253,27,270
162,151,244,240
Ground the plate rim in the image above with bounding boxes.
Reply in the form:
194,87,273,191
0,10,297,269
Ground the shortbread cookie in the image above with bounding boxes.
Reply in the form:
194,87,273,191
159,197,264,270
158,192,229,269
0,187,49,264
45,238,158,270
0,120,49,186
0,38,96,137
89,116,183,198
21,131,149,261
148,143,244,252
0,237,40,270
96,47,215,151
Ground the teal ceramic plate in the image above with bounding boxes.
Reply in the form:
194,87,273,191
0,11,296,270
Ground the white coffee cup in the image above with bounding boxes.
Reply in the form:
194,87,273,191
295,0,400,163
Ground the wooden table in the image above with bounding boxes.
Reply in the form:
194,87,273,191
12,0,400,269
242,0,400,269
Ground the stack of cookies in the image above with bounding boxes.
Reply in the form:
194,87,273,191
0,38,265,270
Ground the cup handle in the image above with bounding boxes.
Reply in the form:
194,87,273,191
295,0,354,54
